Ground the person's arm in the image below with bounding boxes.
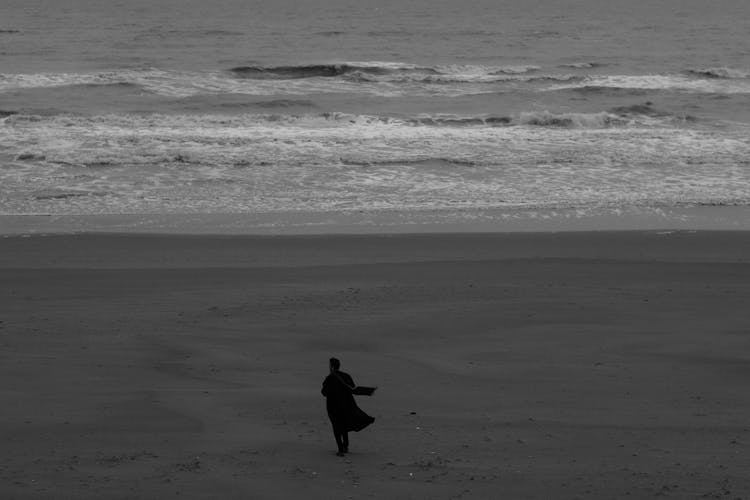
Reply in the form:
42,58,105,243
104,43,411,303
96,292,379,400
344,373,377,396
353,386,376,396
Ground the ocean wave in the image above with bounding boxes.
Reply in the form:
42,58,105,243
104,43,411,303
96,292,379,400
0,70,165,92
229,64,374,79
547,74,750,94
347,71,578,85
15,152,47,161
16,66,745,100
0,67,414,97
315,30,346,36
77,81,144,89
240,112,511,128
3,109,748,216
441,64,540,75
687,67,750,79
518,111,628,128
340,157,476,168
228,62,429,79
228,62,542,81
249,99,318,109
607,103,662,116
175,98,319,112
7,64,749,102
559,62,606,69
607,102,697,122
5,113,46,123
561,86,653,97
32,189,110,200
210,110,648,129
1,109,683,137
407,115,512,127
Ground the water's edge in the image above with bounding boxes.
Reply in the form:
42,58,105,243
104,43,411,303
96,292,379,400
2,206,749,235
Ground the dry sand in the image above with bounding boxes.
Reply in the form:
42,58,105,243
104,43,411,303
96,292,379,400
1,231,749,499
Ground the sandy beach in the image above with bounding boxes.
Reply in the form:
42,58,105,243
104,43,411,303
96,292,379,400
1,231,750,499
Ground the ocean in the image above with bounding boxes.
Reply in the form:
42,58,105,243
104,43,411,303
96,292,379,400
1,0,749,230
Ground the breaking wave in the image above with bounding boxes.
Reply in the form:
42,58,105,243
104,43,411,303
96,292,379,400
250,99,318,109
32,189,110,200
228,62,542,82
1,107,686,139
3,109,748,216
4,63,750,101
687,67,750,79
228,62,427,79
77,81,144,89
518,111,626,128
0,65,561,98
548,74,750,94
340,157,477,168
559,62,606,69
347,72,578,85
607,102,698,122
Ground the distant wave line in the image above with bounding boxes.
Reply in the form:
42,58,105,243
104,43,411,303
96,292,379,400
227,62,542,80
3,106,697,131
2,65,749,97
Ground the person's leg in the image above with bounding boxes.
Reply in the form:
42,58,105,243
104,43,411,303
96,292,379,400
334,432,345,454
341,431,349,453
332,423,346,455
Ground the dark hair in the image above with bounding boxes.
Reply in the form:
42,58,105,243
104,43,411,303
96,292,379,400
329,357,340,370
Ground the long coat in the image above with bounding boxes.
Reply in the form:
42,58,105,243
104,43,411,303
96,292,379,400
321,370,375,432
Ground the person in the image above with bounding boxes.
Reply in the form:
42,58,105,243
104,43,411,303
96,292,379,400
321,357,376,456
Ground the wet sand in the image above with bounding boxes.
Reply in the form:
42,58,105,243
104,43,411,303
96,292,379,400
1,231,750,499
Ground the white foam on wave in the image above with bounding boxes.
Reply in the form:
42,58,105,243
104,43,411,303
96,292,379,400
433,64,540,75
560,62,602,69
341,60,422,70
0,69,183,89
518,111,626,128
0,68,380,97
356,72,576,85
3,64,750,100
547,74,750,94
688,67,750,79
1,109,675,135
0,66,564,98
1,112,749,215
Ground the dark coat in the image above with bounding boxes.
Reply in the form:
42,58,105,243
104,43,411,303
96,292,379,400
321,370,375,432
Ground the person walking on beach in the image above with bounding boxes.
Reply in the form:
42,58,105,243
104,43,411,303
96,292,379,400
321,357,376,456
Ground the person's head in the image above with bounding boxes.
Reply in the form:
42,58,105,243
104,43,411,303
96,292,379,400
329,357,340,372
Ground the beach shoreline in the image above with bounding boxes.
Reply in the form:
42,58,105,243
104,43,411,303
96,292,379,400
1,230,749,499
2,205,750,236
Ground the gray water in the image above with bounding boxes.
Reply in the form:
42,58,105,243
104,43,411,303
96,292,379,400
1,0,749,219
